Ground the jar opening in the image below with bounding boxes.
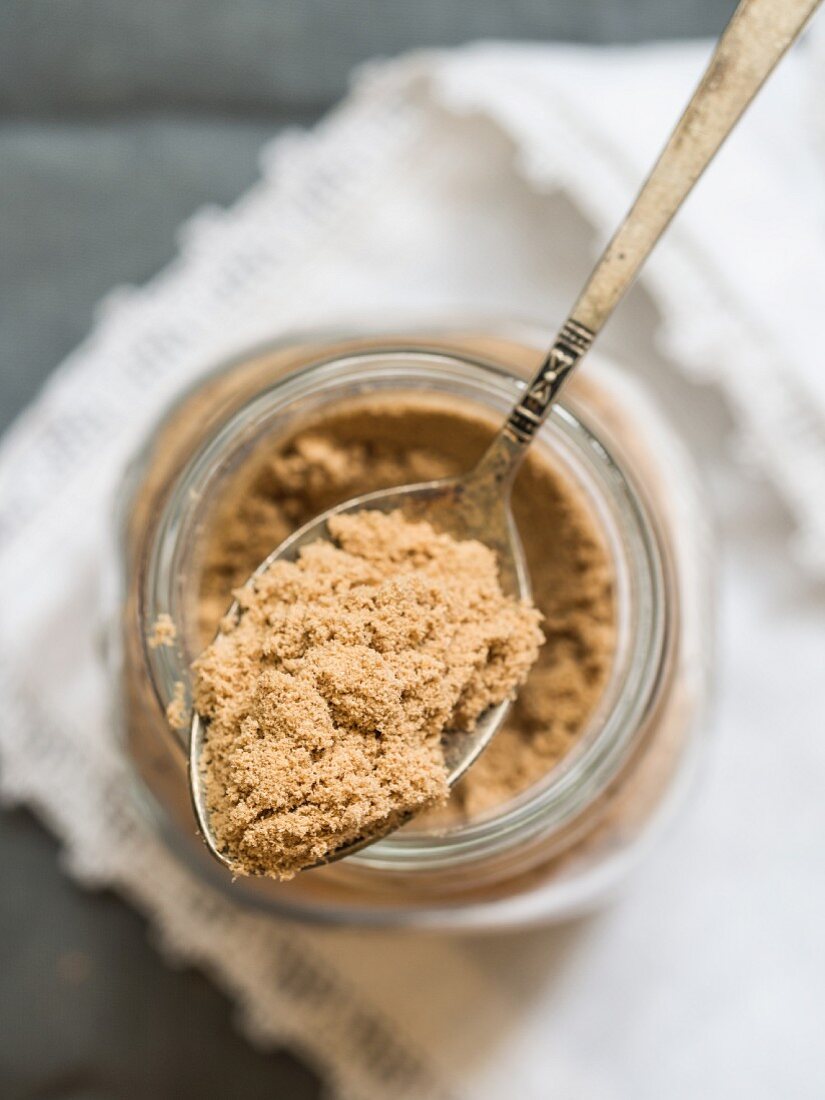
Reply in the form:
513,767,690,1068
142,347,667,879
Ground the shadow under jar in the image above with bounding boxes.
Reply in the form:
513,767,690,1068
111,322,713,930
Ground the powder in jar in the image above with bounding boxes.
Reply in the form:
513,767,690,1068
193,510,543,879
196,394,615,824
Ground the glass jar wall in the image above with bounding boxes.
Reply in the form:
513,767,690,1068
110,323,713,929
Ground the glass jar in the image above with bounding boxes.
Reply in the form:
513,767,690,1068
110,321,713,930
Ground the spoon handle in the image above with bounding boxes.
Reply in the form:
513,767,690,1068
498,0,821,453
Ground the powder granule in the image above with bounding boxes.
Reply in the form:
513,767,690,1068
194,510,543,879
148,612,177,649
165,680,187,730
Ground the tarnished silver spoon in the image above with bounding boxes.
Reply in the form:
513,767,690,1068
191,0,821,873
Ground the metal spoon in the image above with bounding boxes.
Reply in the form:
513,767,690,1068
191,0,821,873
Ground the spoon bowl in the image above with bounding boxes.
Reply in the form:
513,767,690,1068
189,471,528,872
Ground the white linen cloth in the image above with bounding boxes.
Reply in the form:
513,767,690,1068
2,34,825,1100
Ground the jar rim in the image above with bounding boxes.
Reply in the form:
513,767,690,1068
142,343,668,877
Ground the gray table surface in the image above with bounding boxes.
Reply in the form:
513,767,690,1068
1,3,732,1097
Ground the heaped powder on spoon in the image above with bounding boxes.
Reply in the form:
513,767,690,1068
194,395,616,828
193,510,543,879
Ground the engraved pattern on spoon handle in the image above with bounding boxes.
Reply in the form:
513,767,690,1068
503,0,821,450
506,320,595,444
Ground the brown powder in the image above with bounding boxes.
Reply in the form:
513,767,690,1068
166,680,188,730
194,511,543,878
196,395,615,827
148,612,177,649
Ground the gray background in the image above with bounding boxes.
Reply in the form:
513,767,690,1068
1,3,732,1097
